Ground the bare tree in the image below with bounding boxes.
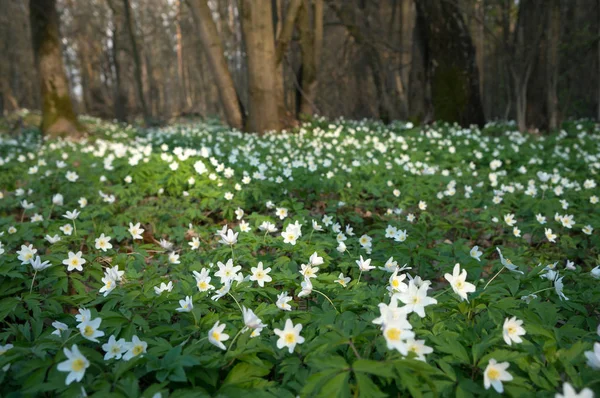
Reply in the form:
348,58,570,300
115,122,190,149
29,0,82,137
240,0,281,132
415,0,485,126
122,0,150,124
186,0,244,129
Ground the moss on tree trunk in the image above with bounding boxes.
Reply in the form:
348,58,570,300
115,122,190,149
30,0,83,138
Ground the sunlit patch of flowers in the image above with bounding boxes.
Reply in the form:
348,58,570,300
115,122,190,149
0,118,598,396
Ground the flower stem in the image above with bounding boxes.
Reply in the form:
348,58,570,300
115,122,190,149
313,289,339,313
434,287,451,298
483,267,505,290
228,292,244,315
227,329,244,351
29,270,38,294
531,286,555,295
356,270,363,287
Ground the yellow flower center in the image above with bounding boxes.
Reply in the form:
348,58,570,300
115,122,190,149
111,346,120,353
392,279,399,288
71,259,79,266
199,281,208,290
83,326,94,337
284,333,296,344
386,328,402,341
71,358,86,372
487,368,500,380
212,331,221,341
508,326,516,334
456,281,464,289
132,345,143,356
256,271,264,279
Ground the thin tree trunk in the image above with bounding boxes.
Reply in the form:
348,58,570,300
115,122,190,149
297,0,317,117
122,0,150,125
240,0,281,132
547,0,560,130
176,0,185,113
29,0,82,137
186,0,244,129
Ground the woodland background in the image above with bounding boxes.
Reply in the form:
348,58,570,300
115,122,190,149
1,0,599,134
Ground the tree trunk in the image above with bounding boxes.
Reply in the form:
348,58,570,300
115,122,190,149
415,0,485,127
409,5,432,123
546,0,560,130
122,0,150,125
297,0,318,117
176,0,186,113
186,0,244,130
29,0,82,137
240,0,281,132
274,0,302,125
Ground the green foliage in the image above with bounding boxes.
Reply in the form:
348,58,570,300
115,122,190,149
0,117,599,397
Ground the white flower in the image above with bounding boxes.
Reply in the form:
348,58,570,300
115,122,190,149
483,359,513,393
356,256,375,271
545,228,558,243
193,269,215,291
496,248,524,274
444,263,476,301
128,222,144,240
75,308,92,324
95,234,113,252
123,336,147,361
53,193,64,206
536,214,547,224
276,207,288,220
591,266,600,280
503,317,526,345
555,275,569,301
176,296,193,312
214,259,241,284
60,224,73,235
308,252,324,266
418,201,427,211
382,321,415,355
66,171,79,182
242,306,266,332
504,213,516,227
250,262,272,287
208,321,230,350
63,209,80,220
395,280,437,318
168,252,180,264
154,281,173,295
78,318,104,342
388,269,408,293
334,273,351,287
189,237,200,250
561,214,575,228
63,251,86,272
78,197,88,208
51,321,68,336
99,274,117,297
555,382,594,398
274,319,305,353
30,256,52,271
57,345,89,385
276,292,293,311
219,228,238,246
102,335,126,360
17,244,37,264
394,230,408,242
470,246,483,262
259,221,278,233
298,278,313,297
45,234,61,244
406,339,434,361
582,225,594,235
584,342,600,369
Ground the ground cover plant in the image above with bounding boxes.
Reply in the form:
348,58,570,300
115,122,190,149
0,115,599,397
